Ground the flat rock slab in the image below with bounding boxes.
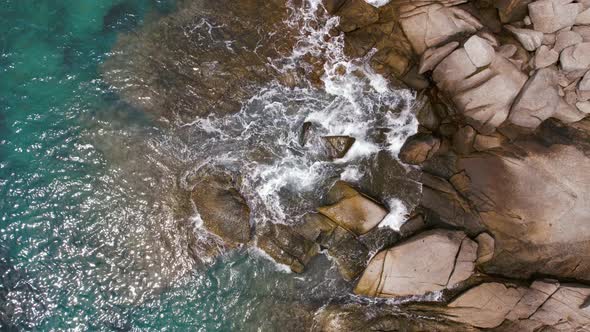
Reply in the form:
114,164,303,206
354,229,477,298
318,194,387,235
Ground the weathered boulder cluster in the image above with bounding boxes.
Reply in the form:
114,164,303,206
313,0,590,330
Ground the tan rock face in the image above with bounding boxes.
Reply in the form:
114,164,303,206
443,282,527,328
505,25,543,51
354,230,477,298
400,3,482,54
560,42,590,72
509,67,560,128
528,0,581,33
318,194,387,235
399,133,441,164
456,120,590,281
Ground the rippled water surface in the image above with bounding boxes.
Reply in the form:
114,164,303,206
1,0,417,330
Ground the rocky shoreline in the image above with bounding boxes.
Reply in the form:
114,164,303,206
102,0,590,330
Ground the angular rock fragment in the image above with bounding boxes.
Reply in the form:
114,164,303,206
419,41,459,74
473,133,505,151
553,30,582,52
528,0,581,33
560,43,590,72
399,133,441,165
475,232,495,264
317,193,387,235
354,230,477,298
400,3,482,54
509,67,560,128
505,25,544,51
322,136,356,159
463,35,495,67
452,125,476,155
534,45,558,68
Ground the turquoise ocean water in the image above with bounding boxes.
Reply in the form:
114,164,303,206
0,1,350,330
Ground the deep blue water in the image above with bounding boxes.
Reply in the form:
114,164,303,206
0,1,350,330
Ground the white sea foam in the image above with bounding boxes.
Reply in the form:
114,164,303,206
176,0,417,232
379,198,409,231
364,0,392,7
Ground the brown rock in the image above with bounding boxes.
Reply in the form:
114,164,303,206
322,0,347,14
318,194,387,235
442,282,528,328
495,0,534,22
456,119,590,281
355,230,477,298
553,30,582,52
336,0,379,32
322,136,355,159
399,133,441,165
475,232,495,264
533,45,558,69
452,125,476,155
257,223,319,273
473,133,506,151
191,171,251,246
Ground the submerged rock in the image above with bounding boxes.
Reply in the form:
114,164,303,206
103,0,294,120
191,171,251,246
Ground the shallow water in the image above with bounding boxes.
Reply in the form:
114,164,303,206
1,0,418,330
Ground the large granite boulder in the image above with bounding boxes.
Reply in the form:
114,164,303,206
399,2,482,54
354,229,477,298
432,43,528,133
433,280,590,330
191,171,252,246
399,133,441,165
454,119,590,281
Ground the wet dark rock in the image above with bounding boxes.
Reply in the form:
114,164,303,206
452,125,476,155
322,0,347,14
256,223,319,273
334,0,379,33
322,136,356,159
297,212,370,281
399,133,441,165
313,304,478,332
191,171,251,246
